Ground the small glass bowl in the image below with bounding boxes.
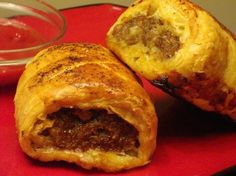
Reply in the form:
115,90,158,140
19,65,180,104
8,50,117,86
0,0,66,85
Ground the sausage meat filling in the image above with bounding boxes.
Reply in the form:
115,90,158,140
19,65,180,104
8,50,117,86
32,108,139,156
112,16,180,58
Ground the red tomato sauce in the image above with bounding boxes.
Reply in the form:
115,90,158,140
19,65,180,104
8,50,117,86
0,18,46,51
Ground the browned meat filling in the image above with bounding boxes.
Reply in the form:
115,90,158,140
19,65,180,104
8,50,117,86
155,31,180,58
112,15,180,58
36,108,139,156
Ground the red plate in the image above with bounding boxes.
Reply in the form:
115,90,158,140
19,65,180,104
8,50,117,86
0,5,236,176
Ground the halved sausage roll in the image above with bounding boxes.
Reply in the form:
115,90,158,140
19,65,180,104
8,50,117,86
14,43,157,172
106,0,236,120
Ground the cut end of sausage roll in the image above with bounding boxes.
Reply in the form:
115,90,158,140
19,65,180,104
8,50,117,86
14,43,157,172
31,108,140,157
106,0,236,120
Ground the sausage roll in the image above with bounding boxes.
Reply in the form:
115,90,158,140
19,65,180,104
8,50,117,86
106,0,236,120
14,43,157,172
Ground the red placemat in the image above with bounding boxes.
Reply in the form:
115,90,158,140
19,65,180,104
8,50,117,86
0,4,236,176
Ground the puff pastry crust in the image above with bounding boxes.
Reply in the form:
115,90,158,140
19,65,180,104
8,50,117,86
107,0,236,120
14,43,157,172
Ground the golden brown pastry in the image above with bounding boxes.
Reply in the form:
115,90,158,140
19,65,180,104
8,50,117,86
14,43,157,172
106,0,236,120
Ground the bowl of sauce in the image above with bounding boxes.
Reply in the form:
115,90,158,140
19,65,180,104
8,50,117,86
0,0,66,85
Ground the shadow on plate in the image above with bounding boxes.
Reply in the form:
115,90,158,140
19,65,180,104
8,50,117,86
155,92,236,137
